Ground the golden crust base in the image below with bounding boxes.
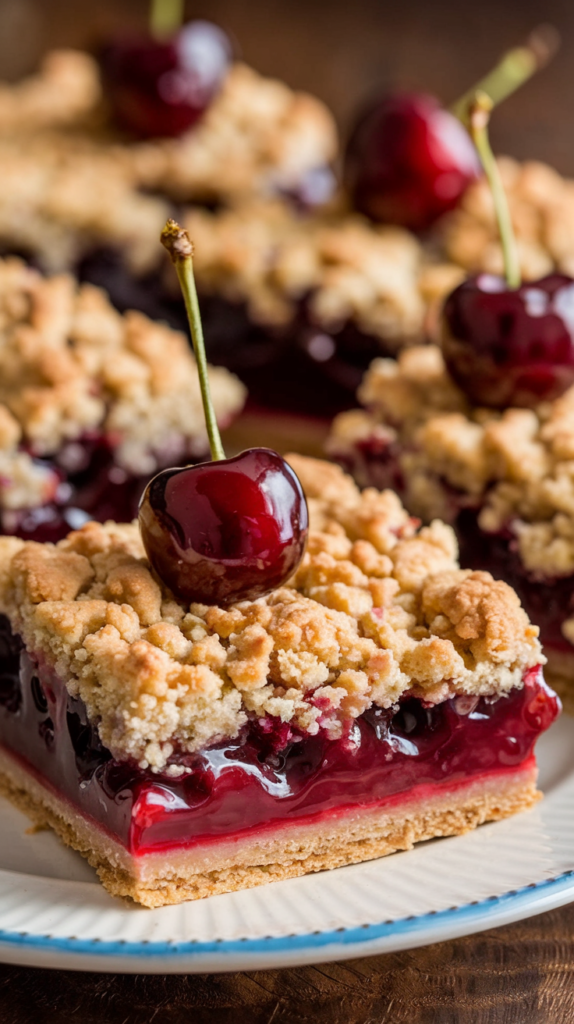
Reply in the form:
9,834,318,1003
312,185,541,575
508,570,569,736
0,745,540,908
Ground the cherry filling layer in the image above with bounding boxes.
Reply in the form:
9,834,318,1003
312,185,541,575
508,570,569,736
0,433,150,544
0,616,558,856
78,248,390,417
335,436,574,659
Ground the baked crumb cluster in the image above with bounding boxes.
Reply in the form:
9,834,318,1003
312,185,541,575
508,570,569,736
0,134,170,276
0,257,245,509
329,345,574,582
442,156,574,279
183,201,425,341
0,457,541,770
0,51,451,350
0,50,101,132
129,62,337,202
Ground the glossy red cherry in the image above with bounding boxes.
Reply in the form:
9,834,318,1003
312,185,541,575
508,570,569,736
101,20,232,138
139,448,308,605
139,219,309,606
442,272,574,408
344,93,480,231
344,30,559,232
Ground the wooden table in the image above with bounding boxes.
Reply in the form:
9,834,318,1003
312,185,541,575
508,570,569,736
1,903,574,1022
2,0,574,1017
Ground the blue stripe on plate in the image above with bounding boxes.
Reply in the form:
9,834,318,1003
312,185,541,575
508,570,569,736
0,870,573,959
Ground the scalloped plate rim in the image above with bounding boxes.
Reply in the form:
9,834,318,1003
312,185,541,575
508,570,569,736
0,871,573,972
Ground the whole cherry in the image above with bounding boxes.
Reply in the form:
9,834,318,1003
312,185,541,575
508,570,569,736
344,27,558,231
442,273,574,408
139,220,309,606
101,0,232,138
441,93,574,408
345,93,480,231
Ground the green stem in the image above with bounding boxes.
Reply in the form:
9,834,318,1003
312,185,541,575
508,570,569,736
468,92,521,290
161,220,226,462
451,24,560,125
150,0,185,40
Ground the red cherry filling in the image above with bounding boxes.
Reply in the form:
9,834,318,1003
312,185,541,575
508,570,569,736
442,273,574,407
0,620,559,856
139,447,308,605
101,20,232,138
344,93,479,231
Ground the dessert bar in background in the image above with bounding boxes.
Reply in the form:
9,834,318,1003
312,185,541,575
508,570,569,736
328,344,574,693
0,256,245,542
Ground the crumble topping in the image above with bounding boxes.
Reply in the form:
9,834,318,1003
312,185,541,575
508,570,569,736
128,62,338,203
329,345,574,579
182,201,425,341
0,52,336,277
0,134,171,276
0,50,101,133
441,156,574,279
0,257,245,507
0,458,541,769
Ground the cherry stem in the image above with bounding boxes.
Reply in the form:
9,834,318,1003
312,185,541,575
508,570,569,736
161,220,226,462
451,24,560,125
150,0,184,40
468,92,521,290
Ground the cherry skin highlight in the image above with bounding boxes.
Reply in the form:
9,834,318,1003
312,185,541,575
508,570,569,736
441,272,574,408
344,93,480,231
101,20,232,138
139,448,309,605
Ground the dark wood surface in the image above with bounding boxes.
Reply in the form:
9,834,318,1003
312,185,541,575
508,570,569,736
2,0,574,1019
2,903,574,1024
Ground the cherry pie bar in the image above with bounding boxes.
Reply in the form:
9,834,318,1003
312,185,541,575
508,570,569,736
328,345,574,692
0,456,558,906
0,257,245,542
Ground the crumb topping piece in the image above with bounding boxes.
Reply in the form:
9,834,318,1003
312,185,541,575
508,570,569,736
0,458,541,769
182,200,425,342
0,50,101,132
442,155,574,279
0,257,245,508
330,345,574,578
129,63,338,203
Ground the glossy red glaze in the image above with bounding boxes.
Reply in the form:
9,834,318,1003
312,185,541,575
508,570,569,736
101,20,232,138
442,272,574,407
344,93,479,231
139,448,309,605
0,619,559,855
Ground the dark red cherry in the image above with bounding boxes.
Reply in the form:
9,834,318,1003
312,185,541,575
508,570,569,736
101,20,232,138
442,272,574,408
344,93,480,231
139,448,309,606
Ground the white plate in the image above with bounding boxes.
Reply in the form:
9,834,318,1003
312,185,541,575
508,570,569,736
0,715,573,974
